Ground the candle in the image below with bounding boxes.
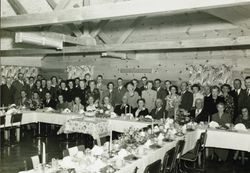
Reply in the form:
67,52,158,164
42,142,46,164
129,106,131,114
151,119,154,132
109,130,112,153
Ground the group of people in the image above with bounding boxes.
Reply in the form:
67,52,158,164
1,73,250,126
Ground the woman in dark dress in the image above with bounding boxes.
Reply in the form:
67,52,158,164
211,102,231,162
221,84,235,121
133,98,149,118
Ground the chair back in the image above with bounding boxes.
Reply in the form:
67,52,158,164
199,132,207,151
77,145,85,152
11,113,22,126
31,155,40,169
143,159,161,173
0,115,6,126
62,149,70,157
162,147,175,173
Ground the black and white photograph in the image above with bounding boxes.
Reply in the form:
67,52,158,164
1,0,250,173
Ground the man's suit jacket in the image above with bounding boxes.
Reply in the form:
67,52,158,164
113,86,127,105
12,80,27,105
180,91,193,111
43,99,57,109
231,89,247,121
1,84,15,106
156,87,167,106
114,104,132,116
150,107,167,120
246,90,250,112
189,108,210,123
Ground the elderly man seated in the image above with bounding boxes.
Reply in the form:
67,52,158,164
189,98,210,123
150,98,167,120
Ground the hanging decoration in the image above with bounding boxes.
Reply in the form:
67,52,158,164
188,64,233,86
1,65,39,79
66,65,94,79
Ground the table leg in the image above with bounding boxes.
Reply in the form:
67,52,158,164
4,130,9,140
16,128,20,142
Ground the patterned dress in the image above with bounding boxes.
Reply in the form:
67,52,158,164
223,94,234,121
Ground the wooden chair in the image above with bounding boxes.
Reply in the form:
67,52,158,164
162,147,176,173
180,132,207,172
143,159,162,173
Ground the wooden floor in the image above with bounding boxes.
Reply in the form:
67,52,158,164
0,128,249,173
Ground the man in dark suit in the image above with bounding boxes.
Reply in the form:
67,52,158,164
154,79,167,106
114,95,133,116
180,82,193,112
113,78,127,106
150,98,167,120
189,98,209,123
204,86,224,120
132,79,142,96
42,92,57,109
46,80,57,100
245,76,250,112
1,77,14,106
231,79,247,122
139,76,148,92
164,80,172,96
12,73,27,105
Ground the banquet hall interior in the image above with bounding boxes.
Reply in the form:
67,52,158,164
1,0,250,173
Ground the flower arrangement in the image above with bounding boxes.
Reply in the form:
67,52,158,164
119,127,147,147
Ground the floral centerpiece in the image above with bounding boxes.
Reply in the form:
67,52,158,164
119,127,147,148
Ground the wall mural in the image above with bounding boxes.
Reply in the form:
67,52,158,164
66,65,94,79
1,65,39,79
188,64,233,86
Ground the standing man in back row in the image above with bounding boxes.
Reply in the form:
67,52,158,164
179,82,193,112
113,78,127,106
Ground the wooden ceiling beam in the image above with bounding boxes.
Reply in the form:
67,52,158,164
45,0,83,37
2,36,250,56
2,0,250,29
116,16,145,44
7,0,27,15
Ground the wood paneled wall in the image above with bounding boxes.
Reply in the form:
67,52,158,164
40,50,250,84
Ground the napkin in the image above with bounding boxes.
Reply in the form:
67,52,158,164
91,145,104,156
118,149,129,158
79,109,85,114
76,151,84,158
145,115,153,120
209,121,219,128
61,156,77,169
157,133,164,141
68,146,78,156
86,159,106,172
139,131,146,137
144,140,152,148
110,112,117,118
31,155,40,169
234,123,247,131
62,108,71,113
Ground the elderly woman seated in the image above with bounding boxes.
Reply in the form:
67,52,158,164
233,107,250,164
132,98,149,118
210,102,231,162
72,97,84,113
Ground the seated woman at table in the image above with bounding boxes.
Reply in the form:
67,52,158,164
100,96,114,113
114,95,133,116
150,98,167,120
30,92,42,110
233,107,250,164
72,96,84,113
86,95,98,112
210,102,231,162
235,107,250,128
56,94,70,112
212,102,231,126
133,98,149,118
